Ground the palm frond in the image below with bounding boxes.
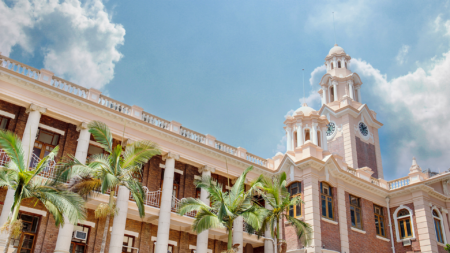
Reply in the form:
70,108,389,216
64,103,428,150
125,180,145,217
0,130,26,172
88,121,113,153
31,145,59,180
192,209,224,234
285,214,312,246
68,176,102,199
178,198,210,216
122,140,161,169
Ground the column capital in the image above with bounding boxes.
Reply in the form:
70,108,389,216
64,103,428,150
285,127,292,133
311,122,318,128
26,103,46,114
296,122,302,127
332,80,338,86
347,79,354,85
163,152,180,161
199,165,215,174
76,122,88,132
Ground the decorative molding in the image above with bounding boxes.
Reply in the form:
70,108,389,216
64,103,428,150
350,227,366,234
376,235,389,242
25,103,46,114
76,122,88,131
19,206,47,217
162,152,180,161
321,217,338,225
38,123,65,135
0,109,15,119
150,236,177,246
199,165,215,174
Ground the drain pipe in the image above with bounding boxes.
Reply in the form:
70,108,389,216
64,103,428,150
386,197,395,253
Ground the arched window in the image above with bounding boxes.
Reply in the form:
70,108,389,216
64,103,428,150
317,130,321,147
288,182,302,218
331,63,334,69
304,129,310,142
338,61,341,68
321,182,334,220
394,207,414,240
345,62,347,69
432,208,446,244
330,86,335,102
293,131,298,148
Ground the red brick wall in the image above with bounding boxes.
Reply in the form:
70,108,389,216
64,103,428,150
355,137,379,178
345,192,391,253
321,184,340,252
390,203,421,253
0,100,23,133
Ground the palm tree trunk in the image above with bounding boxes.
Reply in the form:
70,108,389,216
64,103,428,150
227,228,233,251
3,203,21,253
99,214,110,253
99,191,114,253
276,215,280,253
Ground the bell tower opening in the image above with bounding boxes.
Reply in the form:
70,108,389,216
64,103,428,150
338,61,341,68
304,129,310,142
330,86,335,102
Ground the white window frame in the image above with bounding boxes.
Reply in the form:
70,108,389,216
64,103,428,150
393,205,416,242
431,206,447,244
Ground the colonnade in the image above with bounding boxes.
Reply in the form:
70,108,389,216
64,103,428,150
320,80,362,106
286,124,328,152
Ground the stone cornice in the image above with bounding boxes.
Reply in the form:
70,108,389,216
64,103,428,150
319,103,383,128
0,69,272,174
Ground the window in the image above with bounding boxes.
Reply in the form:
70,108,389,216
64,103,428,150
122,235,135,253
345,62,348,69
11,213,40,253
0,116,9,130
317,130,321,147
374,205,386,237
320,183,333,220
397,209,413,239
32,128,60,159
288,182,302,218
330,86,335,102
338,61,341,68
331,63,334,69
304,129,310,142
350,195,362,229
432,209,445,244
70,224,90,253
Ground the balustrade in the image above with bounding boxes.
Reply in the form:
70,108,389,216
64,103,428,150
388,177,410,190
98,95,131,115
51,77,88,98
0,56,40,80
142,113,171,130
246,153,267,166
180,127,206,143
215,141,236,155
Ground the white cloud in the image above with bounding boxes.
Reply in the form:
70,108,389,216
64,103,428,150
0,0,125,89
275,135,287,154
309,65,326,86
395,45,410,65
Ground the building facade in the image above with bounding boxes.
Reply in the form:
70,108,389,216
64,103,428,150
0,44,448,253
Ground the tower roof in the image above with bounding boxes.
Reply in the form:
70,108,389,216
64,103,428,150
294,103,316,116
328,44,346,56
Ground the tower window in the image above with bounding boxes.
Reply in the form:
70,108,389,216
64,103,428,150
330,86,335,102
317,130,321,147
345,62,347,69
293,131,298,148
338,61,341,68
304,129,310,142
331,63,334,69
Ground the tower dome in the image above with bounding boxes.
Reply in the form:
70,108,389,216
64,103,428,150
294,103,316,116
328,44,346,56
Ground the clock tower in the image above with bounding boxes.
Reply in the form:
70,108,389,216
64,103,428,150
318,44,384,179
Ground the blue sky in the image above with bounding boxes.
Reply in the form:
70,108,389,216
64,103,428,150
2,0,450,180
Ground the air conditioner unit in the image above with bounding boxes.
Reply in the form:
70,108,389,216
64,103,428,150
402,239,411,246
73,230,87,240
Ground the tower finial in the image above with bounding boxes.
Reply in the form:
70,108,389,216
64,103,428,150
332,12,336,45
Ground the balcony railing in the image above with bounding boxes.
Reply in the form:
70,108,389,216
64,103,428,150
388,177,410,190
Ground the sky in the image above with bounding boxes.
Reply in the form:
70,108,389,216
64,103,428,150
1,0,450,180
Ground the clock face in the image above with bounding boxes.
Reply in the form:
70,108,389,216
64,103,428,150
326,122,336,136
359,122,369,136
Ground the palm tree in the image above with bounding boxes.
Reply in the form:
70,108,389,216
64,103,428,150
56,121,161,253
178,166,267,252
256,172,311,253
0,130,86,253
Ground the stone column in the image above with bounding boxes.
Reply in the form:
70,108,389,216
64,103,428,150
311,123,318,146
54,122,91,253
337,181,349,253
321,127,328,151
155,152,180,253
22,104,46,161
286,127,292,152
109,186,131,253
197,166,215,253
74,122,91,164
357,87,362,104
332,81,338,102
0,188,16,246
413,192,438,253
264,202,274,253
303,169,321,253
296,123,303,148
348,81,354,100
233,216,244,253
321,88,327,105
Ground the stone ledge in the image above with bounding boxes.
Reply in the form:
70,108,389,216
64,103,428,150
376,235,390,242
350,227,366,234
321,217,338,225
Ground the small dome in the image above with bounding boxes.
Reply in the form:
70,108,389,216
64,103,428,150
294,103,315,116
328,44,346,56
